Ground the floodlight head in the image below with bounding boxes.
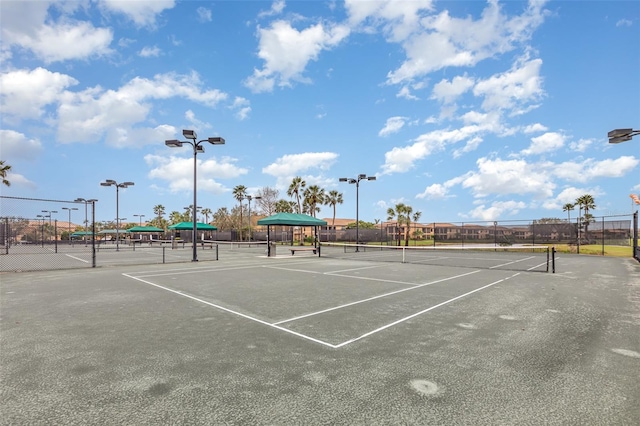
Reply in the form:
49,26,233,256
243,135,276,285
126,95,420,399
208,137,225,145
75,198,85,202
358,174,367,179
609,135,632,144
120,181,135,187
254,196,262,200
165,140,183,147
339,178,348,182
348,179,357,184
183,129,197,140
88,199,98,203
196,145,205,153
367,176,376,181
608,128,632,139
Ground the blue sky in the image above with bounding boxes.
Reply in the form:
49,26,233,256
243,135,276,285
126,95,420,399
1,0,639,225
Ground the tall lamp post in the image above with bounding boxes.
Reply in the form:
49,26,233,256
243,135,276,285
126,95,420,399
100,180,134,251
165,129,225,262
36,214,45,247
339,174,376,250
245,195,262,241
61,207,78,244
133,214,146,226
75,198,98,246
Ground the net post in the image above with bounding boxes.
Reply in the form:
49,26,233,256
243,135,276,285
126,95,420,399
551,247,555,273
162,246,165,264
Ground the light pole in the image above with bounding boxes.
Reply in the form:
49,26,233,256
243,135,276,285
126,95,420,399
245,195,262,241
61,207,78,243
133,214,146,226
41,210,57,241
36,214,45,247
100,180,134,251
75,198,98,246
339,174,376,250
166,129,225,262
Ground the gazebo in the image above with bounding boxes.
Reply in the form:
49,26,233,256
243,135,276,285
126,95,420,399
168,222,217,242
257,213,327,256
126,226,165,242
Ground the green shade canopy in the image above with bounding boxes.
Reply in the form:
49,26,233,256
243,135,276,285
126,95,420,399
257,212,327,226
126,226,164,233
168,222,217,231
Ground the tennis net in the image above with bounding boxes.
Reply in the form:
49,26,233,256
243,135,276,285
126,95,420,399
204,240,269,254
318,242,553,273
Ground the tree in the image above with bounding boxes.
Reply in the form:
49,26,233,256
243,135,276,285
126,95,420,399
275,199,295,213
152,204,166,229
412,211,422,243
387,203,408,246
562,203,574,223
1,160,11,187
325,190,343,227
302,185,325,218
287,176,306,214
201,208,212,224
256,187,279,216
169,211,183,225
576,194,596,239
212,207,232,230
232,185,247,240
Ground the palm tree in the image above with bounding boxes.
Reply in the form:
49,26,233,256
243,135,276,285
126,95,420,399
303,185,325,218
232,185,247,241
1,160,11,187
153,204,166,229
287,176,306,214
387,203,407,246
412,211,422,244
576,194,596,242
562,203,574,222
402,205,413,246
201,208,212,224
325,190,343,227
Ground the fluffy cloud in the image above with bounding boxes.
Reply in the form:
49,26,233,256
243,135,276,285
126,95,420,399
521,132,565,155
262,152,338,176
379,116,408,137
245,20,350,92
145,153,247,194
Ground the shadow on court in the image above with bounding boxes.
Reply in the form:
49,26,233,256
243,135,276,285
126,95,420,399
1,253,639,424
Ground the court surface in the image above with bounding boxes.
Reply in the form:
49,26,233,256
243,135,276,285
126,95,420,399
2,251,639,424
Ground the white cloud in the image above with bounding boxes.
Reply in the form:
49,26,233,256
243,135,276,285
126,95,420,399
473,56,544,112
262,152,338,176
523,123,547,133
230,97,252,121
139,46,161,57
0,67,78,120
431,74,474,104
569,138,593,153
468,200,527,221
100,0,176,27
244,20,350,93
56,72,228,144
416,183,449,199
145,153,247,194
379,116,407,137
259,0,286,18
197,7,212,22
551,156,639,183
0,130,44,160
521,131,565,156
381,124,495,174
386,1,548,85
616,19,632,27
461,157,555,199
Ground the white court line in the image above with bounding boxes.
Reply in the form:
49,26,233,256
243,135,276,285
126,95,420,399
135,264,265,278
490,256,536,269
122,273,338,349
65,254,89,263
325,265,383,274
273,269,481,325
333,273,520,348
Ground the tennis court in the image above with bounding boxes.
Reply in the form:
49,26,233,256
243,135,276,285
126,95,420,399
1,248,639,424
